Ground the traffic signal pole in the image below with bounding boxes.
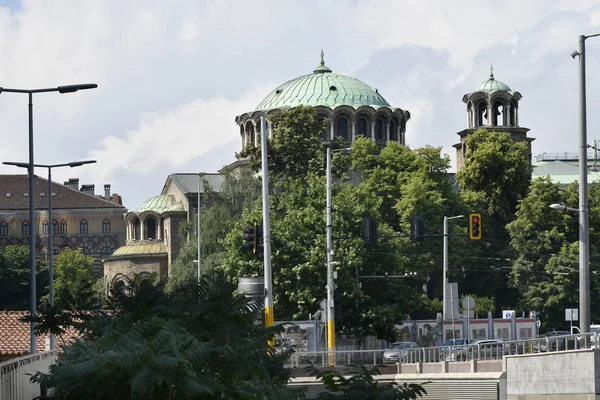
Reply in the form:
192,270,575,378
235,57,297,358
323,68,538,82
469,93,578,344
260,116,274,341
443,215,464,322
326,146,335,365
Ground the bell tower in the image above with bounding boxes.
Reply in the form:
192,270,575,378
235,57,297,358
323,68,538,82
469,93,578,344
454,66,534,170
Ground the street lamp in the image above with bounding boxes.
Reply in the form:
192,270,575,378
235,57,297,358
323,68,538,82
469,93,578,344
570,34,600,334
443,215,464,322
0,83,97,353
326,146,351,364
3,160,96,350
549,203,578,212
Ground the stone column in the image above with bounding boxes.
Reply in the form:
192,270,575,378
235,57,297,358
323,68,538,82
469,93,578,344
386,123,390,143
370,121,375,140
351,121,356,142
487,103,493,126
330,120,335,140
506,104,512,126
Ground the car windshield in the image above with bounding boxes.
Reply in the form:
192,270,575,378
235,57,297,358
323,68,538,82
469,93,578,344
390,342,414,349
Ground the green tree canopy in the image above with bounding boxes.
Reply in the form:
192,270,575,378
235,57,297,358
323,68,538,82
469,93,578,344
49,248,97,310
0,245,48,309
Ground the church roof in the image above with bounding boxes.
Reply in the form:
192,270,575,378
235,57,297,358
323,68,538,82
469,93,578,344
255,51,390,111
474,67,512,94
135,194,184,214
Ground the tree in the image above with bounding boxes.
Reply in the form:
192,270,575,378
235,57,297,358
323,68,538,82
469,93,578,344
506,177,600,330
0,245,48,309
32,274,300,400
49,248,98,310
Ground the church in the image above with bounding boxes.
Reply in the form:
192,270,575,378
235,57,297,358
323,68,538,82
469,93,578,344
102,53,534,285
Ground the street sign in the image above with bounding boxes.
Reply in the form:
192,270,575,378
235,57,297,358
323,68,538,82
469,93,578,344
462,296,475,310
565,308,579,321
503,310,515,319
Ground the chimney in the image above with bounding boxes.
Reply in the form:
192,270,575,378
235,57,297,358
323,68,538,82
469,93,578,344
104,184,111,199
80,184,95,195
112,193,123,205
65,178,79,191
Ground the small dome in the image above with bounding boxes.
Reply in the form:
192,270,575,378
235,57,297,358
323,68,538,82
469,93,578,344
255,51,390,110
474,67,512,93
136,195,184,214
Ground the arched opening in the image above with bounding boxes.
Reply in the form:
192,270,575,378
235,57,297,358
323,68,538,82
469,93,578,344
134,219,141,240
101,245,113,259
375,119,384,142
60,220,67,234
336,117,349,141
492,100,504,126
356,118,368,137
102,219,111,233
146,217,157,240
42,220,49,235
79,219,88,234
245,121,255,148
22,221,29,236
389,120,397,142
510,100,518,125
0,221,7,236
52,219,58,234
476,101,488,126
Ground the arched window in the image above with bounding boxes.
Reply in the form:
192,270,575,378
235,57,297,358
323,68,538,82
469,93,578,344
146,217,157,240
79,243,90,255
52,249,59,256
102,219,111,233
22,221,29,236
101,246,113,259
134,219,141,240
80,219,88,234
336,117,348,141
356,118,368,137
0,221,7,236
52,219,58,234
389,121,396,142
60,220,67,234
42,220,49,235
375,119,384,142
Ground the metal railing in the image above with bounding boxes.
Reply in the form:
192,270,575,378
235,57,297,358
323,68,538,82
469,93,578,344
286,332,598,368
0,350,58,400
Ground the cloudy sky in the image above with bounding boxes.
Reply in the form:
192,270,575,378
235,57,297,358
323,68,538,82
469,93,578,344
1,0,600,209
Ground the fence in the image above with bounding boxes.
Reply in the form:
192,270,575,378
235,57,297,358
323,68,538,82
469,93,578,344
286,332,597,368
0,351,58,400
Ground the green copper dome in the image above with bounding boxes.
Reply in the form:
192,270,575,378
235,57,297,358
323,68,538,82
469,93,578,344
474,67,512,93
256,51,390,110
136,195,184,214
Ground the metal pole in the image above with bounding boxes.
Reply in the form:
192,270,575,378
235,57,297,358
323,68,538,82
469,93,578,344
579,34,591,334
260,116,274,341
197,175,201,282
443,216,448,322
48,167,55,350
28,92,37,354
326,146,335,364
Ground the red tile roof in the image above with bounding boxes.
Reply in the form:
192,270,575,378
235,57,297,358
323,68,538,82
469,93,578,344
0,311,79,358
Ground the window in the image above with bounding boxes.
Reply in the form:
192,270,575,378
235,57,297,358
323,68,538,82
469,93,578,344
80,219,88,234
134,219,141,240
60,220,67,234
375,119,384,142
101,246,113,259
52,219,58,234
146,217,157,240
52,249,59,255
42,220,49,235
390,121,396,142
80,243,90,255
356,118,368,136
495,327,510,340
102,219,111,233
336,117,348,141
472,328,487,340
0,221,7,236
22,221,30,236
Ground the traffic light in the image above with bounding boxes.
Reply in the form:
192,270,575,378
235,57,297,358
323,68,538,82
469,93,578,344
469,213,482,240
242,223,258,253
410,215,425,243
363,216,377,245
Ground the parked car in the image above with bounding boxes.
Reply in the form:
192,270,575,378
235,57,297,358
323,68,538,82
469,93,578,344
440,338,470,362
383,342,419,363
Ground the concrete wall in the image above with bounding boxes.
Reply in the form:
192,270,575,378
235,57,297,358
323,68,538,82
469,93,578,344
506,349,600,399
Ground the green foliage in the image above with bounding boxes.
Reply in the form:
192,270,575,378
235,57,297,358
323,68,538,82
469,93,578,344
32,275,300,400
0,245,48,309
506,177,600,330
48,248,97,310
308,364,426,399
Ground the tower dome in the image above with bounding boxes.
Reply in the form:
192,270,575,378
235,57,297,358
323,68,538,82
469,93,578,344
473,67,512,94
236,51,410,152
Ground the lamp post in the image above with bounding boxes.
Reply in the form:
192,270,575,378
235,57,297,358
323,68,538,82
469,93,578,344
443,215,464,323
0,83,97,353
326,146,351,364
570,34,600,334
3,160,96,350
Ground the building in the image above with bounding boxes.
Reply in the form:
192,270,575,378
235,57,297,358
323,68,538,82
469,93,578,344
454,67,534,171
102,173,224,287
0,175,126,275
104,53,407,283
532,152,600,187
235,51,410,158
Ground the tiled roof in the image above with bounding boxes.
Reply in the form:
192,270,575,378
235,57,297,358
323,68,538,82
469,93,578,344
0,311,80,357
110,241,167,257
0,175,127,210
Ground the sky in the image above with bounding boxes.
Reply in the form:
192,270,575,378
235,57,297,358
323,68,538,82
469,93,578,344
1,0,600,210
